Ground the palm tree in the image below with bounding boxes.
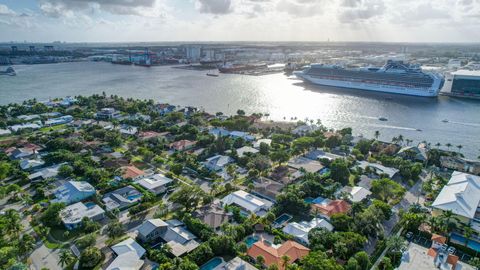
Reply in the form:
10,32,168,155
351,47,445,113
456,145,463,153
387,235,407,263
463,226,474,247
397,134,404,145
59,249,75,267
281,255,291,269
4,209,22,237
446,143,452,151
374,130,380,140
435,142,441,149
406,139,413,146
439,210,460,236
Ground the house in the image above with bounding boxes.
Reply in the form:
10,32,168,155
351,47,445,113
204,155,234,172
9,123,42,132
135,174,174,195
288,156,324,174
292,125,319,136
229,131,255,141
20,158,45,171
96,108,121,120
137,219,200,257
431,171,480,232
220,257,258,270
52,180,96,205
357,161,399,178
138,131,168,140
28,163,63,181
253,139,272,149
155,103,176,115
397,146,427,162
7,144,41,159
336,186,372,202
440,156,480,175
44,115,74,126
236,146,259,157
120,165,146,180
282,218,333,245
0,129,11,136
357,175,374,190
193,201,233,230
252,177,285,202
106,238,146,270
60,202,105,230
169,140,196,151
102,185,143,211
118,124,138,136
17,114,40,121
247,240,310,270
305,149,344,161
209,127,230,137
221,190,273,217
311,199,351,218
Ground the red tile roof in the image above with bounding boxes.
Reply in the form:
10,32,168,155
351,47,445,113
121,165,145,179
311,200,351,217
431,234,447,244
247,240,310,270
169,140,196,151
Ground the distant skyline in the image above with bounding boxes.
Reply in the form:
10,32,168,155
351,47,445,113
0,0,480,43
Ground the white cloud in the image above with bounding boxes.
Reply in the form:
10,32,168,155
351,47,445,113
196,0,232,14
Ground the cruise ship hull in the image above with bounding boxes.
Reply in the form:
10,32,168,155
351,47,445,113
296,74,440,97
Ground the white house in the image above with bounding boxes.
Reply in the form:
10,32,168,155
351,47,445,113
60,202,105,230
236,146,259,158
221,190,273,217
282,218,333,245
204,155,234,172
106,238,146,270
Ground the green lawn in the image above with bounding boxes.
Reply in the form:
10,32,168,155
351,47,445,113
39,124,67,133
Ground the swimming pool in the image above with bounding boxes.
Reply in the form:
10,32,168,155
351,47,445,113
450,233,480,252
84,202,96,209
304,197,314,204
127,193,142,201
245,235,259,248
200,257,224,270
272,213,293,228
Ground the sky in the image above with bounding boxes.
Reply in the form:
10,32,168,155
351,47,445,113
0,0,479,43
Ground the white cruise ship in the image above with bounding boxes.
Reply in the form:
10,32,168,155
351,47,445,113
294,60,444,97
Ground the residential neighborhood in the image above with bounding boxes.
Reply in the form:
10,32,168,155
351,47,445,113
0,94,479,270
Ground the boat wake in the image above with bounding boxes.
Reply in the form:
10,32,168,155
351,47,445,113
370,124,418,131
447,121,480,128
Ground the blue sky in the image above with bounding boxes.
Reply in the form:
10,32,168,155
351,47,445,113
0,0,480,42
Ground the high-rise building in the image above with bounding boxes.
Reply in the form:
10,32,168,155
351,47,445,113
186,46,201,62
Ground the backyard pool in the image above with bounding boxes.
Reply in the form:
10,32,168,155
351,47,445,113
245,235,259,248
127,193,143,201
84,202,96,208
200,257,224,270
304,197,314,204
450,233,480,252
272,213,293,228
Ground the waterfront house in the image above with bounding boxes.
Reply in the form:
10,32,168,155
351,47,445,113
221,190,273,217
209,127,230,137
311,199,351,218
247,240,310,270
203,155,234,172
440,156,480,175
282,218,333,245
136,219,199,257
431,171,480,232
102,185,143,211
52,180,96,205
106,238,146,270
60,202,105,230
397,146,428,162
169,139,197,151
96,108,121,120
135,173,173,195
155,103,176,115
292,124,319,136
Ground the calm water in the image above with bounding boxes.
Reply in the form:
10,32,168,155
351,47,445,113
1,62,480,158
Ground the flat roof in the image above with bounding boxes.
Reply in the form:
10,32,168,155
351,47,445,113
452,70,480,77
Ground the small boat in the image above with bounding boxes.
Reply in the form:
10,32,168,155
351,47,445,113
0,67,16,76
416,128,422,132
206,72,219,77
442,119,449,123
378,117,388,121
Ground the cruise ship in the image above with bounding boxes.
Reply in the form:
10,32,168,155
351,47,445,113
294,60,444,97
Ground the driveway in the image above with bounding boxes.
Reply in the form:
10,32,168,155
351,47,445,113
29,244,62,270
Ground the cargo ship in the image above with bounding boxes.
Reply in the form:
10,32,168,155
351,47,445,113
294,60,444,97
